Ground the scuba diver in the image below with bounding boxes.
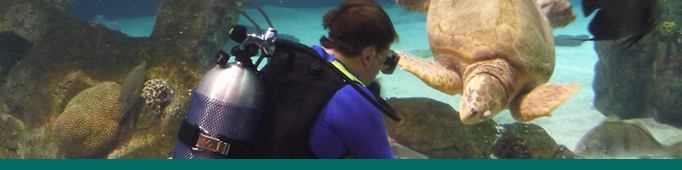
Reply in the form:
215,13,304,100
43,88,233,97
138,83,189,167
174,0,401,159
301,0,400,158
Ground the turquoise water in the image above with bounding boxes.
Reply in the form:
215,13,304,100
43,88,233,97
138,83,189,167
1,0,681,159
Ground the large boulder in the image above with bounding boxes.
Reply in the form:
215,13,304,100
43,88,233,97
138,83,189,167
593,0,682,127
493,123,577,159
385,97,499,159
573,121,667,159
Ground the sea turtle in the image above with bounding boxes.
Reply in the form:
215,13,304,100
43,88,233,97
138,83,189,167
394,0,580,124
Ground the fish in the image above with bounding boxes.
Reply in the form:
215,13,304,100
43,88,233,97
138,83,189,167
582,0,659,49
118,60,147,115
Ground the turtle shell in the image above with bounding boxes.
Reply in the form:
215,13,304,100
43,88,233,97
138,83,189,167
427,0,555,85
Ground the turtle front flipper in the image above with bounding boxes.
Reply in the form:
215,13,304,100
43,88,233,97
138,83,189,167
396,0,431,12
510,83,580,122
535,0,576,28
395,50,461,95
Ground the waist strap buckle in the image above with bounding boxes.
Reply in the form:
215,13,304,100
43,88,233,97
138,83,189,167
195,133,231,156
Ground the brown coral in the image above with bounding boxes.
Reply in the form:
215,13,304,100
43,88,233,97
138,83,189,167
52,82,123,158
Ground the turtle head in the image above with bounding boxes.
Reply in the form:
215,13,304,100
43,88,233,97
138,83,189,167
460,73,508,124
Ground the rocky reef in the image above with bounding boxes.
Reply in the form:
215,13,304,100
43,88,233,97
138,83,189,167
0,0,245,158
592,0,682,127
385,98,576,159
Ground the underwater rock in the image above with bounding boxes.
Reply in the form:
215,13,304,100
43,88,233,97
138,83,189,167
92,15,122,32
385,97,500,159
151,0,246,68
592,0,682,127
52,71,98,118
672,142,682,159
493,123,577,159
68,0,161,21
14,127,59,159
385,97,574,159
42,0,75,10
52,82,123,158
106,124,177,159
389,138,429,159
574,121,667,159
553,34,588,47
0,32,32,83
624,118,682,146
0,113,25,159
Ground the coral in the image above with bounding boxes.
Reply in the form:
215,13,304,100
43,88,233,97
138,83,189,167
660,21,679,36
142,79,174,115
51,82,123,158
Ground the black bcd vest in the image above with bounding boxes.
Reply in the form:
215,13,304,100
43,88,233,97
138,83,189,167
228,43,347,159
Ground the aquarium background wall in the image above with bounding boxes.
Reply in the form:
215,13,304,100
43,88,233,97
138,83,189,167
1,0,682,159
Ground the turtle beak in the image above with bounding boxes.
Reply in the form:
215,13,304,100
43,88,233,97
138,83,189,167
482,110,493,119
460,108,484,124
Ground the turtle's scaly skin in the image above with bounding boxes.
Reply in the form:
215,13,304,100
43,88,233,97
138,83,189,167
396,0,579,124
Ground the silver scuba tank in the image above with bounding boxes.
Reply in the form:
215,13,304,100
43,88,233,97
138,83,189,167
173,61,264,159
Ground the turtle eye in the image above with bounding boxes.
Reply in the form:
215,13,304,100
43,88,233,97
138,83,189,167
470,108,478,116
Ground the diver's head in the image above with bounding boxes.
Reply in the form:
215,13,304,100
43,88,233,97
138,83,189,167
319,0,399,83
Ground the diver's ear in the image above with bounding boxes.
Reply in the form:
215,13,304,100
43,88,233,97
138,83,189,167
360,46,376,67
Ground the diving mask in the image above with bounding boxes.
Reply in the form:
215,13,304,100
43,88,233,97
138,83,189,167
381,50,399,74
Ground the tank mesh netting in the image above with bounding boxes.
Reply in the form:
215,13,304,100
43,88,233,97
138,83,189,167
173,91,262,159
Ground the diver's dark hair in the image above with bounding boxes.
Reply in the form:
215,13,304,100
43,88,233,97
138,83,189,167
320,0,399,57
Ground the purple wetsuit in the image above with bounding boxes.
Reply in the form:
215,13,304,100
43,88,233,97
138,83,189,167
308,45,395,159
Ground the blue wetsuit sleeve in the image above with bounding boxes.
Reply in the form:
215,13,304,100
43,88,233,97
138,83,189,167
311,85,395,159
